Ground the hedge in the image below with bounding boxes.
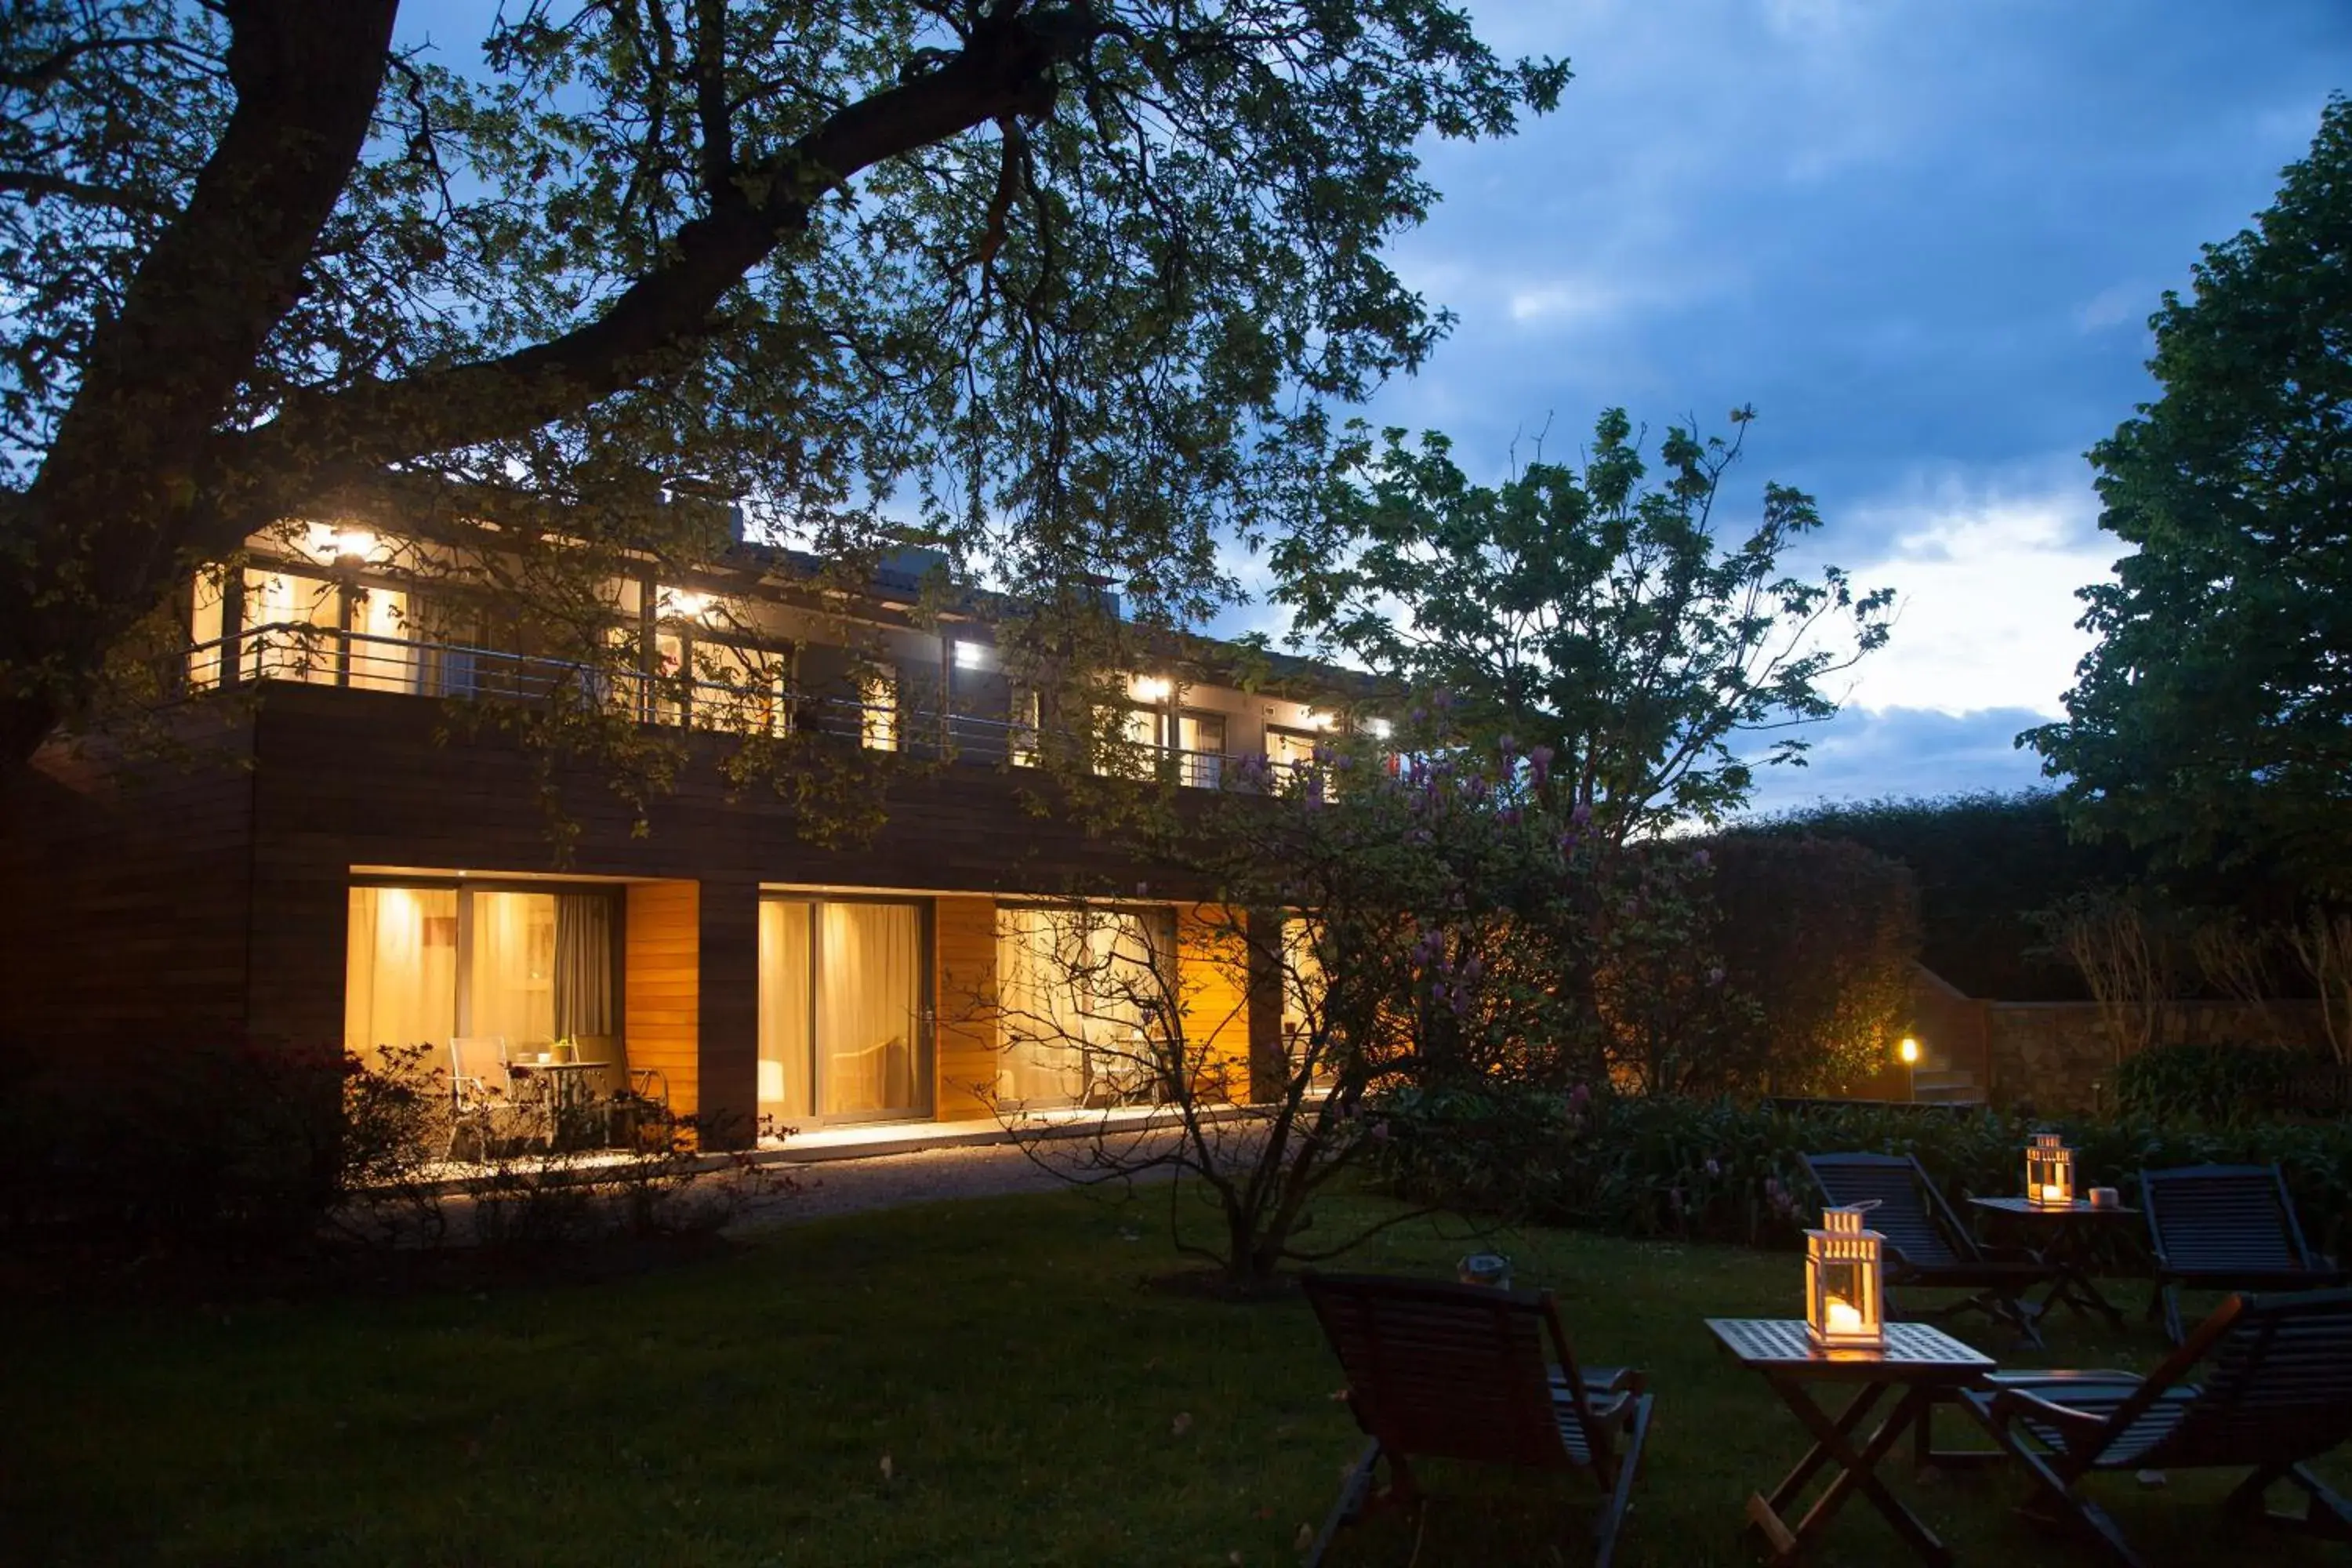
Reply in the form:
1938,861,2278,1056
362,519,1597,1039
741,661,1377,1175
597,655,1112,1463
1371,1085,2352,1265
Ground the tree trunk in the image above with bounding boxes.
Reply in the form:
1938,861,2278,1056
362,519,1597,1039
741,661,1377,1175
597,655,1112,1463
2,0,400,767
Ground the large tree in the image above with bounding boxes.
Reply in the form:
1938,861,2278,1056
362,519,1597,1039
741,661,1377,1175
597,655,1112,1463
0,0,1566,769
1272,407,1893,844
2025,96,2352,891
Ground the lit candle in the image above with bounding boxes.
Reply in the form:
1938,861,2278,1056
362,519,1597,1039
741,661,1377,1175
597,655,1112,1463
1825,1297,1862,1334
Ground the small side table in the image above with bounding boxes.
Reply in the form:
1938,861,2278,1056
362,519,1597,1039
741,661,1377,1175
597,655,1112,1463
1707,1318,1996,1567
1968,1196,2139,1334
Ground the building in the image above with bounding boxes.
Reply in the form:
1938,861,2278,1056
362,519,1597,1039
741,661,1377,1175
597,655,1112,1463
0,514,1360,1148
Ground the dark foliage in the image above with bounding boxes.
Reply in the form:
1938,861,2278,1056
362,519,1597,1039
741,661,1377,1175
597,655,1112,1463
1735,793,2154,1000
1370,1084,2352,1265
2112,1041,2347,1123
1701,833,1919,1092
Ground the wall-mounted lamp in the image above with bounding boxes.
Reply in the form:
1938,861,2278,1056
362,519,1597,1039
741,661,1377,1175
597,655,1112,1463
1131,675,1172,702
953,641,989,670
1367,717,1395,740
662,589,711,620
1896,1036,1921,1065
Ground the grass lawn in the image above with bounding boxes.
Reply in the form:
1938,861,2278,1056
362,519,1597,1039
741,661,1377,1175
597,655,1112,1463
4,1189,2344,1566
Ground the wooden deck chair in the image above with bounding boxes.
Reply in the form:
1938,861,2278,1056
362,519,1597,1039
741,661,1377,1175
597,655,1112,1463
1805,1152,2061,1345
2141,1163,2347,1344
1300,1272,1653,1568
1963,1287,2352,1567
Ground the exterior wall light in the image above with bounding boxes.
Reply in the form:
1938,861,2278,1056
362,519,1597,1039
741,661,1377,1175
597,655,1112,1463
953,641,988,670
1367,717,1394,740
1131,675,1172,702
1896,1036,1921,1065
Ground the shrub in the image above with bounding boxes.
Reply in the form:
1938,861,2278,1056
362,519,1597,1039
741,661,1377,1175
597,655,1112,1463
1701,834,1918,1093
1373,1084,2352,1264
2111,1041,2336,1123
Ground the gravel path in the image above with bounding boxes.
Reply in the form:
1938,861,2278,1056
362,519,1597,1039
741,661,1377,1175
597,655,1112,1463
731,1133,1181,1231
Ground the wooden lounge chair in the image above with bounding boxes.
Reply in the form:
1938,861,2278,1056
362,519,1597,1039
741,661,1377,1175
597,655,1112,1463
1963,1287,2352,1567
2141,1163,2347,1344
1300,1272,1653,1568
1804,1152,2061,1345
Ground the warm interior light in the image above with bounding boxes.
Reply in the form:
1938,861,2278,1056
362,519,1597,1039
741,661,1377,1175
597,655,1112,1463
1824,1296,1862,1334
663,589,710,619
1897,1036,1920,1065
1131,675,1172,702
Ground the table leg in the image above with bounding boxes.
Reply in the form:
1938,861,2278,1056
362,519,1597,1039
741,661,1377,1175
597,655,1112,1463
1753,1376,1954,1567
2034,1221,2129,1332
1757,1380,1888,1517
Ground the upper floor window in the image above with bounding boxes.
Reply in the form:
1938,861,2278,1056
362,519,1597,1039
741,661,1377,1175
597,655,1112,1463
860,664,898,752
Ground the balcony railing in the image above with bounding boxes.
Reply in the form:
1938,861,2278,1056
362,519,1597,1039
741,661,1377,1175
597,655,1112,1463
183,622,1286,787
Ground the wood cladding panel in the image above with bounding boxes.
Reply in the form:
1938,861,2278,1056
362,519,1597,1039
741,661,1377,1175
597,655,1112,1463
696,878,758,1149
240,684,1215,897
1178,906,1252,1104
0,729,258,1054
626,880,699,1118
934,895,997,1120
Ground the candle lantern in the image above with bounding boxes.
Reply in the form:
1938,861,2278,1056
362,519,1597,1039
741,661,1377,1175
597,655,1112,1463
2026,1131,2075,1209
1804,1203,1886,1350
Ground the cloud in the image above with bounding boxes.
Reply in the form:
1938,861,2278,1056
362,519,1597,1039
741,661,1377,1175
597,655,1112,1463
1740,704,2054,818
1508,276,1629,326
2074,283,2148,334
1827,463,2115,720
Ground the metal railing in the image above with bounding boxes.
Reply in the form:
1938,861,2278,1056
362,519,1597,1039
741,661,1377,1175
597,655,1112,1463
182,622,1294,787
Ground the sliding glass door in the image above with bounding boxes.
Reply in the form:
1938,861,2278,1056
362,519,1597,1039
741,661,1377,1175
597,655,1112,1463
344,883,619,1080
996,905,1176,1109
758,897,931,1126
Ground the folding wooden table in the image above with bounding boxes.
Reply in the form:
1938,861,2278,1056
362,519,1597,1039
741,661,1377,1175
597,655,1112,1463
1707,1317,1996,1566
1966,1195,2140,1333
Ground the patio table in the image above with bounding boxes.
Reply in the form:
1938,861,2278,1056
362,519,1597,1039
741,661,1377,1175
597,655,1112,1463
1706,1317,1996,1567
1965,1196,2139,1334
505,1058,612,1113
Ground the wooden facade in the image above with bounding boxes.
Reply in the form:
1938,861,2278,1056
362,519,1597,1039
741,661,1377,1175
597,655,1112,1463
0,683,1286,1145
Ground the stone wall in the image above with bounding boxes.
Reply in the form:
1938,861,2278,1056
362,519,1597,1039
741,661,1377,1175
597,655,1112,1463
1984,998,2329,1112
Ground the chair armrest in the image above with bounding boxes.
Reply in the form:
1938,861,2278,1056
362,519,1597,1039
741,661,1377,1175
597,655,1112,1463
1985,1384,2125,1446
1552,1366,1644,1398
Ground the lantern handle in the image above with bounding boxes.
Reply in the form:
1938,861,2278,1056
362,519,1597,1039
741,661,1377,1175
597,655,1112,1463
1835,1199,1882,1214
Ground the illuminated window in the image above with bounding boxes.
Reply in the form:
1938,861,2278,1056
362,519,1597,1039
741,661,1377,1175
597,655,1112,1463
758,898,928,1123
344,884,616,1083
996,905,1175,1109
860,665,898,751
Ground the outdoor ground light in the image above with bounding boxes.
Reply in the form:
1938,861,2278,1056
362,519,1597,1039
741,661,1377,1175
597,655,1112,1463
1805,1202,1886,1350
2027,1131,2075,1208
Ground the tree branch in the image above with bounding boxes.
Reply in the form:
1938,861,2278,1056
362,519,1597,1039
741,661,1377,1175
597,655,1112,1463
236,5,1093,497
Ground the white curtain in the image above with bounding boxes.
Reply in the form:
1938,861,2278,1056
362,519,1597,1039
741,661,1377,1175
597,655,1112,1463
758,901,813,1121
996,906,1171,1106
344,887,458,1065
818,902,920,1115
470,891,556,1051
997,907,1089,1105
